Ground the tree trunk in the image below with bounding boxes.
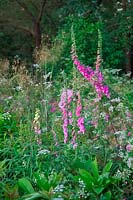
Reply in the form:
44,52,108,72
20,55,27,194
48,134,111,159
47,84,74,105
34,22,41,48
122,0,132,74
125,50,131,73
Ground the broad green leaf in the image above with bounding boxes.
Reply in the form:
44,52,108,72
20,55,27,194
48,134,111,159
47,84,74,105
34,173,50,191
79,169,94,190
20,192,44,200
104,191,112,199
102,161,112,174
18,178,35,194
84,159,93,171
100,191,112,200
72,159,85,169
93,186,104,194
90,158,99,180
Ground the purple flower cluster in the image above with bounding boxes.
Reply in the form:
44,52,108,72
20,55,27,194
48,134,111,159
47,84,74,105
59,89,73,143
76,92,85,134
72,51,110,100
59,89,85,144
77,117,85,134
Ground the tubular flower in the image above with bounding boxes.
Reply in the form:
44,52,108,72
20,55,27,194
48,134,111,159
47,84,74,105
76,92,85,134
33,108,41,135
59,89,73,143
59,89,85,145
76,92,82,117
77,117,85,134
71,45,110,100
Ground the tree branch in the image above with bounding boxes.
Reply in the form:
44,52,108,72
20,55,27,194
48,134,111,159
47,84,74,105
38,0,47,22
15,0,36,22
0,19,34,36
14,25,34,36
31,1,39,13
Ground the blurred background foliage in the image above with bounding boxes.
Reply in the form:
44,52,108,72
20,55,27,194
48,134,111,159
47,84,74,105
0,0,132,76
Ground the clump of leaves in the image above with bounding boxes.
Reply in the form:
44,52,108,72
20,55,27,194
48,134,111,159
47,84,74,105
18,172,63,200
74,158,121,200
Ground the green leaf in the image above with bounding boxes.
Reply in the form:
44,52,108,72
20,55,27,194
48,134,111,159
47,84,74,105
20,192,44,200
49,173,62,188
72,159,86,169
93,186,104,195
104,191,112,199
79,169,94,190
100,191,112,200
18,178,35,194
105,179,111,185
84,159,93,171
90,158,99,180
34,173,50,191
102,161,112,174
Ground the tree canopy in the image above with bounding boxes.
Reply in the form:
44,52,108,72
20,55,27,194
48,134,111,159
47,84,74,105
0,0,132,74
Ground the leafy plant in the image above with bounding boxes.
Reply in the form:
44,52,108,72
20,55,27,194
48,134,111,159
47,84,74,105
18,172,63,200
2,184,19,200
75,158,121,200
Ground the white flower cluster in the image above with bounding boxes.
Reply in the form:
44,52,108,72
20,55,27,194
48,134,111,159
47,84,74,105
53,184,64,194
114,130,125,136
100,112,106,118
108,105,114,112
118,150,125,158
15,86,22,92
78,178,90,199
114,131,127,145
32,63,40,69
115,168,132,180
117,8,123,12
127,157,133,169
37,149,50,156
5,96,13,101
2,112,11,120
110,98,121,103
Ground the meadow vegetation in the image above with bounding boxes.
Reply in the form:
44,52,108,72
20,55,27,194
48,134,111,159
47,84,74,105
0,1,133,199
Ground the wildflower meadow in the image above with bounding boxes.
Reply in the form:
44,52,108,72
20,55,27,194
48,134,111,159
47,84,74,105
0,1,133,199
